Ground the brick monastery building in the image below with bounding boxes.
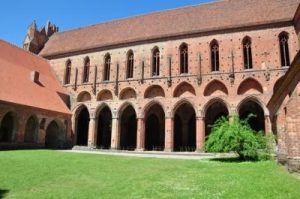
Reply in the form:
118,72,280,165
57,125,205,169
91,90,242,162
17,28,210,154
1,0,300,171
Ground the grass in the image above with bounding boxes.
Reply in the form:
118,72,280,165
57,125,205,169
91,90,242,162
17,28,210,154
0,150,299,199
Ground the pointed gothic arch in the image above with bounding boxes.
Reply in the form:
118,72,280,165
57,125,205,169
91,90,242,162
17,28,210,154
77,91,92,102
237,78,263,95
173,82,196,97
144,85,165,98
204,80,228,96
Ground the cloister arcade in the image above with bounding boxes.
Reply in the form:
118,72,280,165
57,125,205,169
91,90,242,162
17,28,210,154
72,78,272,152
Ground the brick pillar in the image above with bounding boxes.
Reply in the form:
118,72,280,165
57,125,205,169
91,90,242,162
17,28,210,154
88,117,96,148
71,115,76,145
111,117,120,150
164,117,174,152
136,118,145,151
196,116,205,152
265,115,272,135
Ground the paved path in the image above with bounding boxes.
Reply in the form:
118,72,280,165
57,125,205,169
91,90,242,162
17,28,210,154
63,149,237,160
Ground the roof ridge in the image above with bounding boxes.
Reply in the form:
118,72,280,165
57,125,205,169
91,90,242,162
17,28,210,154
0,39,50,64
55,0,221,35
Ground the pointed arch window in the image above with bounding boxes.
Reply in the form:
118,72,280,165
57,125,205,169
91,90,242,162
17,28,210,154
127,50,134,79
152,47,160,77
180,43,188,74
82,57,90,83
104,54,111,81
64,60,71,84
279,32,290,67
211,40,219,72
243,36,253,69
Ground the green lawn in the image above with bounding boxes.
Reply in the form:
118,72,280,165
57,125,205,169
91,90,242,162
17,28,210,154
0,150,299,199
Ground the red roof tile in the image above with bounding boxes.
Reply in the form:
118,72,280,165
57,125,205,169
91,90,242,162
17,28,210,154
0,40,71,115
40,0,300,57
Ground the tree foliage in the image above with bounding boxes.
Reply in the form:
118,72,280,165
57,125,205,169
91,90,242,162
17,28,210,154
205,115,273,160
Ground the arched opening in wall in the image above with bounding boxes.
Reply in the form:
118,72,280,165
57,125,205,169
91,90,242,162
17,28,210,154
239,100,265,132
152,47,160,77
76,106,89,146
173,103,196,151
144,85,165,98
97,90,113,101
179,43,188,74
119,88,137,100
173,82,196,98
204,80,228,96
77,91,92,102
96,106,112,149
126,50,134,79
145,104,165,150
279,31,290,67
243,36,253,69
64,59,72,85
210,39,220,72
120,105,137,150
103,53,111,81
205,101,229,136
24,115,39,143
237,78,263,95
82,56,90,83
45,120,65,149
0,112,17,142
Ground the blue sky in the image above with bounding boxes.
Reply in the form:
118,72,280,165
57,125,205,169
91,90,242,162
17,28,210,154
0,0,214,47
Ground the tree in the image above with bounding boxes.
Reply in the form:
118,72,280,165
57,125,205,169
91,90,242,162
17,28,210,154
205,115,272,160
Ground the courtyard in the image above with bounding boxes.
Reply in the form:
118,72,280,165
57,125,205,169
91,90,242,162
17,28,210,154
0,150,299,199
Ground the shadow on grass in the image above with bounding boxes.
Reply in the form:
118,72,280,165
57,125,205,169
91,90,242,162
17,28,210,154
0,189,9,199
209,157,259,163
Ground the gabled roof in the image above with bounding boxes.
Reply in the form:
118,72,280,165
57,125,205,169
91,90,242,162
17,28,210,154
40,0,300,57
0,40,71,115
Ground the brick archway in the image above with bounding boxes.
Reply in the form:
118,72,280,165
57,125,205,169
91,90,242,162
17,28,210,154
45,119,65,149
173,102,196,151
96,106,112,149
75,105,90,146
204,99,229,136
119,105,137,150
144,103,165,150
0,112,17,143
24,115,39,143
238,99,265,132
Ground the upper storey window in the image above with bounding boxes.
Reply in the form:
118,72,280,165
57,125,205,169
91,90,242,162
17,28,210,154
210,39,219,72
152,47,160,77
104,54,111,81
82,57,90,83
279,32,290,67
243,36,253,69
127,50,134,79
64,60,71,85
179,43,188,74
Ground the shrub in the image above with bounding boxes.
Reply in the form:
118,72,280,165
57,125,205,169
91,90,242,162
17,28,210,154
205,115,273,160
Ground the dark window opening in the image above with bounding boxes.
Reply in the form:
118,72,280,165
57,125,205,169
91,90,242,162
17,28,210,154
152,47,160,77
243,37,253,69
180,43,188,74
211,40,220,72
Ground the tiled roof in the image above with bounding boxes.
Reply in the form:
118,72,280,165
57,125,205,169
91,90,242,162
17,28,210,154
0,40,71,115
40,0,300,57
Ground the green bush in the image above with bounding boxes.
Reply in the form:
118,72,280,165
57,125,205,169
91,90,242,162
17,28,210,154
205,115,273,160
